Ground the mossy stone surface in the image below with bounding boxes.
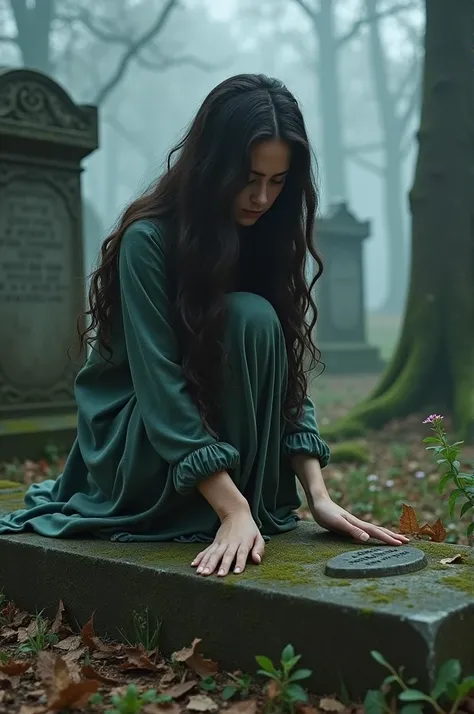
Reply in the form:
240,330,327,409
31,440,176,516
0,520,472,699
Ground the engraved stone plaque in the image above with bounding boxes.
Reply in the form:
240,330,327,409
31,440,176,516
325,546,428,579
0,179,74,389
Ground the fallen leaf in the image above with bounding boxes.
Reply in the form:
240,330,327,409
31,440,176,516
297,706,321,714
81,615,121,655
12,611,30,628
37,651,100,711
160,668,177,686
430,518,447,543
119,645,165,673
186,694,219,712
399,504,420,535
440,554,466,565
319,697,345,712
163,679,197,699
0,671,14,689
173,639,218,677
63,647,86,665
0,660,32,675
1,601,18,624
267,679,280,700
18,706,46,714
227,700,259,714
81,663,120,685
143,703,181,714
418,523,435,538
51,600,73,638
0,627,18,644
54,635,82,652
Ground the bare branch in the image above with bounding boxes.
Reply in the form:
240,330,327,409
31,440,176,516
55,7,131,45
291,0,319,24
91,0,179,106
347,152,385,175
345,141,383,155
136,48,233,73
337,0,418,48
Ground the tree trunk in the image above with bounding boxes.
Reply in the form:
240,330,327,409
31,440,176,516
315,2,348,203
9,0,55,75
365,0,409,315
325,0,474,441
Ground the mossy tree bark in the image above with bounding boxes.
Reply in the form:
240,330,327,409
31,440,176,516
327,0,474,441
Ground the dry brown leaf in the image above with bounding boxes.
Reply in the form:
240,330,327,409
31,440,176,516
51,600,73,638
297,706,321,714
227,701,259,714
81,663,120,685
48,678,101,710
63,647,86,664
37,651,100,712
143,703,181,714
18,706,46,714
164,679,197,699
160,668,177,686
81,615,122,655
319,697,345,712
173,638,218,677
267,679,280,700
119,645,165,673
54,635,82,652
418,523,435,538
12,611,30,628
440,554,466,565
0,660,32,675
430,518,447,543
186,694,219,712
0,627,18,645
1,601,18,624
399,504,420,535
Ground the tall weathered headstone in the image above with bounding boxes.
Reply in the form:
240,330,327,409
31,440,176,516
0,68,98,459
316,202,384,373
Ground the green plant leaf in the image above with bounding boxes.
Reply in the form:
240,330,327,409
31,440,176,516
257,669,279,681
370,651,391,670
460,501,474,517
289,668,312,682
439,472,453,493
363,689,387,714
283,655,302,672
155,693,173,703
382,674,398,686
423,437,440,444
222,686,237,700
452,460,461,473
467,522,474,537
285,683,308,703
255,656,276,673
398,689,432,703
431,659,461,699
200,677,217,692
448,489,464,517
281,644,295,663
456,676,474,699
400,705,424,714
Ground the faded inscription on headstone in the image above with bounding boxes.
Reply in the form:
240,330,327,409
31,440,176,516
325,546,427,579
0,180,73,388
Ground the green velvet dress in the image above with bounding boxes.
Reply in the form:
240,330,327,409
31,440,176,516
0,219,330,542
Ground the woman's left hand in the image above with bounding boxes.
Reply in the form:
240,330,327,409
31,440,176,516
309,496,410,546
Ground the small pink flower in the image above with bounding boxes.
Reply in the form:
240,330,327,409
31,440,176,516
423,414,444,425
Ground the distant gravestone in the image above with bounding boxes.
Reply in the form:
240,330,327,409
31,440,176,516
316,202,384,373
325,546,428,579
0,68,98,460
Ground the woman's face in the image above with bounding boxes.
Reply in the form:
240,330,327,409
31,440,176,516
234,139,291,226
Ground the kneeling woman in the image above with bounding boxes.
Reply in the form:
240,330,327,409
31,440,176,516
0,74,408,576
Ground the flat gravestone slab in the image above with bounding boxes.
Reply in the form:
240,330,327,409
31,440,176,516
325,546,427,578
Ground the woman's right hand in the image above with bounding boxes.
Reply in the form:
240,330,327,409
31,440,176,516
191,508,265,577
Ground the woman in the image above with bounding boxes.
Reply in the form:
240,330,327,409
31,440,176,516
0,74,408,576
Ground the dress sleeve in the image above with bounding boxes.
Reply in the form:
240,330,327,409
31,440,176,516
282,394,331,467
119,220,240,495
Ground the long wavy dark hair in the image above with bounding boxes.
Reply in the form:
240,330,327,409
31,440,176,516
79,73,324,429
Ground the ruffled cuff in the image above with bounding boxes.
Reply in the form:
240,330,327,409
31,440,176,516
172,442,240,495
283,432,331,467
